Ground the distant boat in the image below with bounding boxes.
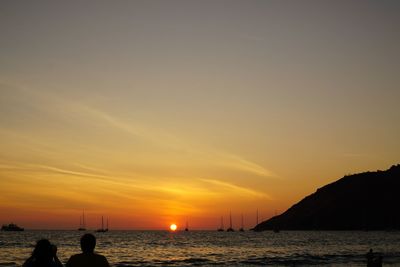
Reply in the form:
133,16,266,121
273,210,280,233
226,212,234,232
185,220,189,232
1,223,24,231
217,216,224,232
78,209,86,231
96,216,108,232
251,209,260,232
239,214,245,232
256,209,259,225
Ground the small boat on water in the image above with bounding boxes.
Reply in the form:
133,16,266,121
1,223,24,231
184,220,189,232
256,209,259,225
78,210,86,231
273,210,280,233
96,216,108,233
239,214,245,232
226,212,234,232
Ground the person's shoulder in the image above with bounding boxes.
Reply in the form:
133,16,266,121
68,253,83,260
94,253,110,265
67,253,109,267
94,253,108,260
66,253,84,265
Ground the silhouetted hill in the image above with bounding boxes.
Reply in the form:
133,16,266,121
254,165,400,231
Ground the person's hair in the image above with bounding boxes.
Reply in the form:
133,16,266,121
80,233,96,253
32,239,53,261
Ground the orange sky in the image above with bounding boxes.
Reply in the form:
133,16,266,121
1,1,399,229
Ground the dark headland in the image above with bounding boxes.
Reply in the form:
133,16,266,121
254,164,400,231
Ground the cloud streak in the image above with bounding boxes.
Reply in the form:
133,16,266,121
78,105,274,178
200,178,271,199
0,82,275,228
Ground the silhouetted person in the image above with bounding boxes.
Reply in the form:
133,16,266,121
23,239,63,267
373,255,383,267
66,233,110,267
366,249,374,267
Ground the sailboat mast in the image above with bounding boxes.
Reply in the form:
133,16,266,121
101,216,104,230
256,209,259,225
82,210,85,228
229,212,232,228
241,214,244,228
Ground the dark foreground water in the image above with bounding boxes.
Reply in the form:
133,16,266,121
1,230,400,266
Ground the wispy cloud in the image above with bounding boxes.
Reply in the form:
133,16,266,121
77,105,274,178
200,178,271,199
1,82,275,179
0,82,275,219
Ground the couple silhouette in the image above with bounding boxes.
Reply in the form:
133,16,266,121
23,233,109,267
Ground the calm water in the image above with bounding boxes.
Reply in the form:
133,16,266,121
1,230,400,266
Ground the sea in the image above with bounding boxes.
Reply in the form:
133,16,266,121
1,230,400,266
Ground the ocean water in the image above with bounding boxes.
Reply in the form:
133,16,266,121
1,230,400,266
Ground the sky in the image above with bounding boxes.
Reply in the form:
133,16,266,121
1,0,399,230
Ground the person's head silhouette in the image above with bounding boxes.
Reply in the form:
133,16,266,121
32,239,53,260
80,233,96,254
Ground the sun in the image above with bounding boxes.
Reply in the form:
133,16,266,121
170,224,177,231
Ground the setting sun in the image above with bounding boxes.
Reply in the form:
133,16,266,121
170,224,177,231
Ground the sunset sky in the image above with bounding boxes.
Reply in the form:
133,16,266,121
1,1,399,230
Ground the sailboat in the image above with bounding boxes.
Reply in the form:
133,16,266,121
239,214,245,232
217,216,224,231
252,209,260,232
78,210,86,231
273,210,280,233
96,216,108,232
226,212,234,232
184,220,189,232
256,209,259,225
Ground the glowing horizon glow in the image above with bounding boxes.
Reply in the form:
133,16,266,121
0,1,399,230
170,224,177,231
